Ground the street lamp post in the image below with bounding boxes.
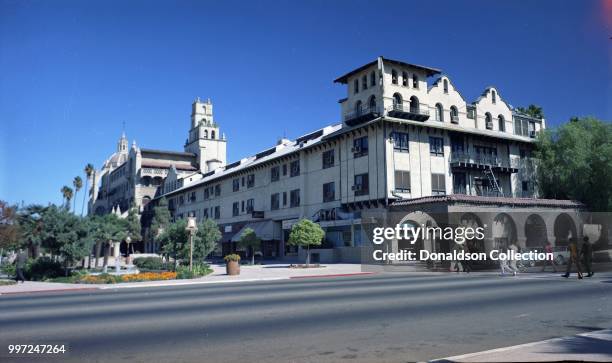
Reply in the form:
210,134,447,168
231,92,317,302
186,217,198,272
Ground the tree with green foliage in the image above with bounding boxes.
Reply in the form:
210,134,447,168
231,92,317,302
60,186,73,210
535,116,612,211
238,227,260,265
160,219,220,268
90,213,127,271
149,197,171,252
0,201,20,256
73,176,82,213
125,207,141,255
17,205,46,257
82,163,95,216
288,219,325,266
516,104,544,119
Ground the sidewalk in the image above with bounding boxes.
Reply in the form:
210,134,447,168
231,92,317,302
432,329,612,362
0,263,370,294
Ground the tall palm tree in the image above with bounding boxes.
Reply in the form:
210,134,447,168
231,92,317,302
82,163,94,216
73,176,83,213
61,186,73,210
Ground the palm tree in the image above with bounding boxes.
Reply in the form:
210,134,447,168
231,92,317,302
82,163,94,216
516,104,544,119
73,176,82,214
61,186,73,210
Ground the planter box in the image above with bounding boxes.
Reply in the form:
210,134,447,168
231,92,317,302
226,260,240,275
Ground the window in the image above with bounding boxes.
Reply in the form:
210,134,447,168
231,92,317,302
232,202,239,216
412,74,419,88
429,137,444,156
179,195,184,205
271,193,280,210
368,95,376,111
214,184,221,196
202,208,208,219
323,182,335,202
189,191,196,202
370,71,376,87
391,69,398,84
246,198,254,213
282,191,287,206
203,188,210,200
450,106,459,123
204,130,208,138
485,113,493,129
491,90,497,104
395,170,411,192
290,189,300,207
353,173,369,196
362,75,368,90
282,164,287,175
498,115,505,132
402,71,408,86
353,79,359,94
271,166,280,182
353,136,368,157
290,160,300,177
247,174,255,188
443,79,449,93
241,177,245,187
522,181,529,192
354,100,362,116
392,93,402,109
467,107,475,120
232,178,239,192
431,173,446,195
214,206,220,219
241,200,245,212
435,103,444,122
211,130,215,139
409,96,419,113
322,149,335,169
391,132,409,152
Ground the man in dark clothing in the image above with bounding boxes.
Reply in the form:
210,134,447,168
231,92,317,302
14,250,26,283
563,238,583,279
580,236,594,277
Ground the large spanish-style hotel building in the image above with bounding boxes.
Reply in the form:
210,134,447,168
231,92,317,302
91,57,586,263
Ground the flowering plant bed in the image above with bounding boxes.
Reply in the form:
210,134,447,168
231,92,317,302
77,271,177,284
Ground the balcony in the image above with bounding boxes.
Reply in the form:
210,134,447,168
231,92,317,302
386,103,430,121
450,152,519,172
343,105,381,126
453,186,513,198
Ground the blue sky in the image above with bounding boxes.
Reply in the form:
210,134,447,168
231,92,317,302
1,0,610,209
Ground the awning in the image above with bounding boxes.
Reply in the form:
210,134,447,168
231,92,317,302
231,220,281,242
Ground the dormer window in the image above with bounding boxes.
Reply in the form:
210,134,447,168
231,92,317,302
362,75,368,90
412,74,419,89
354,79,359,94
492,90,497,104
402,71,408,86
443,79,449,93
392,70,398,84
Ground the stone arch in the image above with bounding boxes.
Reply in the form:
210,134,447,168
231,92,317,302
396,211,439,254
493,213,517,249
553,213,577,247
525,214,547,248
460,213,485,253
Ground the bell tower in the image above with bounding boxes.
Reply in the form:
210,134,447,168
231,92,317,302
184,97,227,172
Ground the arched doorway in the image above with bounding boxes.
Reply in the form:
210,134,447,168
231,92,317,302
460,213,484,253
409,96,419,113
525,214,547,248
493,213,517,249
554,213,576,247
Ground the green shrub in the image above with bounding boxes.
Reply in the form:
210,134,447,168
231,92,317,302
176,263,212,279
1,263,16,277
26,257,64,281
224,254,241,262
133,257,164,270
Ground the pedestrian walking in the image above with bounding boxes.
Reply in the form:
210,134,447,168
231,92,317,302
451,242,463,273
541,241,557,272
580,236,594,277
14,249,27,283
462,242,472,273
507,243,519,276
563,238,583,279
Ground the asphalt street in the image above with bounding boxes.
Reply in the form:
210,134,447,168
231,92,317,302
0,273,611,363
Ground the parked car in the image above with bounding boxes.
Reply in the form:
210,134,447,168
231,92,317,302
552,246,570,265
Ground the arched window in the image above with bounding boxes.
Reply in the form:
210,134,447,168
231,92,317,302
485,113,493,129
353,79,359,94
355,100,363,116
391,70,398,84
443,79,449,93
435,103,444,121
370,71,376,87
368,96,376,111
402,71,408,86
211,130,216,139
412,74,419,88
450,106,459,123
498,115,505,132
491,90,497,103
392,93,403,109
204,130,208,138
409,96,419,113
362,75,368,90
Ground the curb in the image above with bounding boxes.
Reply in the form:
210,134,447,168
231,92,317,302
0,287,100,296
290,272,376,279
